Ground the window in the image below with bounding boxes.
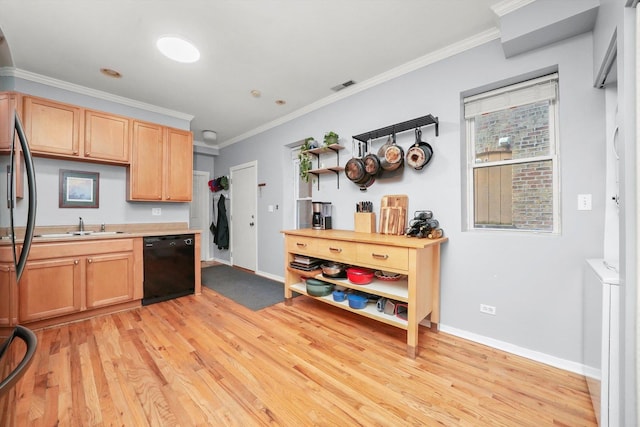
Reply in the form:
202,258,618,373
292,147,312,229
464,73,559,232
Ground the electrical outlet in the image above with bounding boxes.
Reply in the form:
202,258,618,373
152,208,161,216
577,194,592,211
480,304,496,315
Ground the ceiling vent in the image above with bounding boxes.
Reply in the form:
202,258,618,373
331,80,356,92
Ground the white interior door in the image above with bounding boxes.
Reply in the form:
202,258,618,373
230,161,257,271
190,171,210,261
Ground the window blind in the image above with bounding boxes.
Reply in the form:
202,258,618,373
464,73,558,119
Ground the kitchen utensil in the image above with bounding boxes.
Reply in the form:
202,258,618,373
406,128,433,170
346,267,375,285
321,262,348,278
332,290,347,302
374,271,404,281
305,278,335,296
379,195,408,235
378,133,404,171
347,293,368,309
363,140,382,177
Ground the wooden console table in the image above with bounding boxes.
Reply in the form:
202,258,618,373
282,229,446,358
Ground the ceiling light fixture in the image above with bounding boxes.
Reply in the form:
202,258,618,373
202,130,217,142
250,89,261,98
100,67,122,78
157,36,200,63
275,99,286,105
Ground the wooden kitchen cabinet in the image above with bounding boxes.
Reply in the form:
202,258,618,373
85,251,134,308
84,109,130,163
19,257,83,322
23,95,82,157
282,229,446,358
128,120,192,202
16,238,140,326
22,95,131,165
0,91,20,151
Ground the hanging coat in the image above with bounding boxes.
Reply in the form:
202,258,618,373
213,194,230,250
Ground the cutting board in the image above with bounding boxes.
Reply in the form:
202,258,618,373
379,195,408,235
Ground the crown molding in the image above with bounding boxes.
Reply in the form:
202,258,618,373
491,0,536,17
0,67,194,121
218,27,501,148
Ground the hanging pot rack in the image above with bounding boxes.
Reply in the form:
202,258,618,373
352,114,439,144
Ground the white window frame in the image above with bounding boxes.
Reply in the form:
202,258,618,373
292,147,312,229
464,73,561,234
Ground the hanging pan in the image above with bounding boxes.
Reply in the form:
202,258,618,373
378,132,404,171
406,128,433,170
345,139,369,185
363,139,382,178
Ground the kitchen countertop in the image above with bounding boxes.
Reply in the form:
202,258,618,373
0,222,201,245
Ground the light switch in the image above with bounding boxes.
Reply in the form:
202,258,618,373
577,194,592,211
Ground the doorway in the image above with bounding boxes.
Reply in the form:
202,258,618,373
230,161,257,271
190,171,210,261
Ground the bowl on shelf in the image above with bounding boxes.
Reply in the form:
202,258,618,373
305,278,334,297
346,267,375,285
321,262,348,279
347,293,368,309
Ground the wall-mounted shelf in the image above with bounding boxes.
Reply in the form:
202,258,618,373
304,144,344,190
352,114,439,143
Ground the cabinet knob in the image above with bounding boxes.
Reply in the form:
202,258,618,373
329,247,342,253
371,253,389,260
74,259,79,265
296,242,307,248
87,258,93,264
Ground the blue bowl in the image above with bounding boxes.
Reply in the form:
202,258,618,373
348,294,368,309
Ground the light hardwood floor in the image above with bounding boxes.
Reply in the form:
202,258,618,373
10,288,596,426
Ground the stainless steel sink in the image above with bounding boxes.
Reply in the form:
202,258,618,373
89,231,126,235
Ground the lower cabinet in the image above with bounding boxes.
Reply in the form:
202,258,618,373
14,238,141,326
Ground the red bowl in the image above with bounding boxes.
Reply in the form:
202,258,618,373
346,267,375,285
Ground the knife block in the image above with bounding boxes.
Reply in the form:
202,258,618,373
354,213,376,233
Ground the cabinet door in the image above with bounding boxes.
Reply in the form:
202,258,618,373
85,110,130,163
165,127,193,201
0,264,13,326
85,252,134,309
0,92,19,151
128,120,164,200
23,96,81,156
19,258,82,322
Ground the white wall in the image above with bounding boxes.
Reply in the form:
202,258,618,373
215,33,606,367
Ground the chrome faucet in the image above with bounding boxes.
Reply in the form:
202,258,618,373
79,217,84,232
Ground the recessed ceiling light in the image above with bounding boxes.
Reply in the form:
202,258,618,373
275,99,286,105
156,36,200,63
250,89,261,98
100,68,122,78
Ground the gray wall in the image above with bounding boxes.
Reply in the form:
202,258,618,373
0,76,192,229
215,32,606,367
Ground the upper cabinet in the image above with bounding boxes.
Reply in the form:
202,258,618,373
0,92,21,152
22,95,130,165
128,121,192,202
84,109,130,162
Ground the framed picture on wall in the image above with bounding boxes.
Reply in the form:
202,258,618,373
59,170,99,208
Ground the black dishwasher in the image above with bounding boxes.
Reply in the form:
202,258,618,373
142,234,195,306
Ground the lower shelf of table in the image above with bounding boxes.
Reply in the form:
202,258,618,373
289,282,408,329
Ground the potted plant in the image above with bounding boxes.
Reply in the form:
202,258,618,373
323,131,339,147
298,138,315,182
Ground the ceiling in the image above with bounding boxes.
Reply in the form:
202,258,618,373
0,0,510,148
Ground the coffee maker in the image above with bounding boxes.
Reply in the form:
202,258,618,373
312,201,332,230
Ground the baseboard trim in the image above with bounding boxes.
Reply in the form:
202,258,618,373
439,324,588,376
